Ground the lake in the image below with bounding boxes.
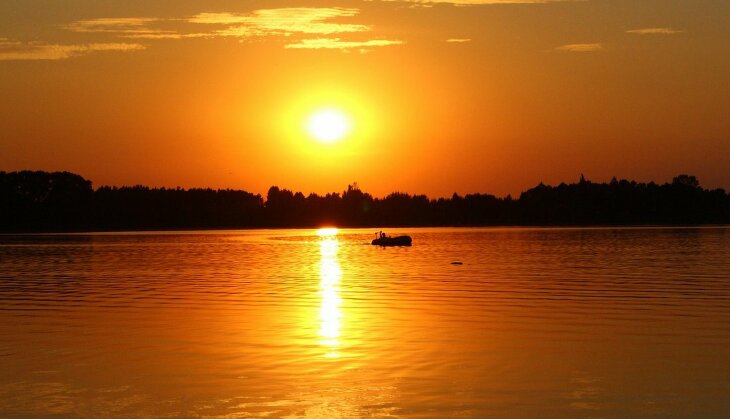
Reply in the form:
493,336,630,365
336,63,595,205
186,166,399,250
1,227,730,417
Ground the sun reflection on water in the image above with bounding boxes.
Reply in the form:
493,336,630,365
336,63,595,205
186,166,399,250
317,228,342,358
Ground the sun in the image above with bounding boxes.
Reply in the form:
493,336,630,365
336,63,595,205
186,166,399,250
306,109,351,143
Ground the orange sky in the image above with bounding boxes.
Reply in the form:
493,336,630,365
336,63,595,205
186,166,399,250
1,0,729,197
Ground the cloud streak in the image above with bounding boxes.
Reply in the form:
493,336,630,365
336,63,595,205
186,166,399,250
626,28,684,35
446,38,472,42
192,8,401,50
190,8,371,36
65,17,160,33
58,8,401,52
0,39,145,60
64,17,204,39
285,38,404,50
556,43,603,52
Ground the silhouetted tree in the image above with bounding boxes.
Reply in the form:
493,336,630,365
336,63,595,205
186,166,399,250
1,171,728,232
673,174,700,189
0,171,92,231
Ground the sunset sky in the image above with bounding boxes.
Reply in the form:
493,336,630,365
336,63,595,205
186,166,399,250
1,0,728,197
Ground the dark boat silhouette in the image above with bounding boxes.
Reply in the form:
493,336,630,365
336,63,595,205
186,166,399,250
372,233,412,247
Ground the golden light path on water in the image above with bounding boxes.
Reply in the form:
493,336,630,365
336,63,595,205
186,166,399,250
317,228,343,358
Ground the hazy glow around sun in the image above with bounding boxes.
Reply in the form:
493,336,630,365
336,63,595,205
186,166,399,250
307,109,350,143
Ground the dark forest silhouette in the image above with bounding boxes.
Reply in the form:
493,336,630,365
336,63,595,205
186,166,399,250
1,170,729,232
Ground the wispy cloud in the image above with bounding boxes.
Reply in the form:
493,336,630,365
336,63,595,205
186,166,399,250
285,38,404,50
626,28,684,35
122,32,209,40
64,17,202,39
190,8,371,36
446,38,472,43
52,8,401,55
0,39,145,60
65,17,159,33
556,43,603,52
193,8,402,51
0,6,405,62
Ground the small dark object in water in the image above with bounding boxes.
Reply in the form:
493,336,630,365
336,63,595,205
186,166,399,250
372,235,412,247
451,261,463,265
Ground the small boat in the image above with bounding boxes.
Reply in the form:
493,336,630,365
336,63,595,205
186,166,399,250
372,234,412,247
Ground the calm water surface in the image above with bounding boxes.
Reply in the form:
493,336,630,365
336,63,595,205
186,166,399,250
1,227,730,417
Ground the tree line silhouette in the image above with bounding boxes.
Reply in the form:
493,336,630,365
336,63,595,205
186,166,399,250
1,171,728,232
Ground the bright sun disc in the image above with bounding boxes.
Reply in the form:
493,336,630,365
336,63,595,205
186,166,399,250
307,109,350,143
